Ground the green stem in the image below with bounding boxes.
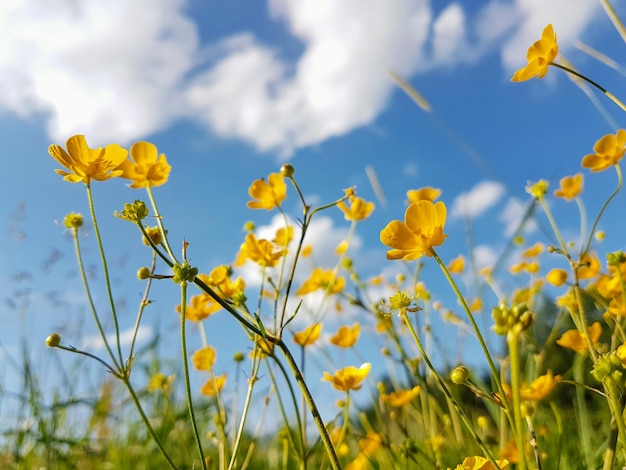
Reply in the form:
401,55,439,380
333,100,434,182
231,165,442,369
70,223,120,372
507,332,528,470
86,184,124,369
179,282,207,469
551,62,626,112
146,184,178,263
276,340,341,470
128,252,157,361
400,311,501,468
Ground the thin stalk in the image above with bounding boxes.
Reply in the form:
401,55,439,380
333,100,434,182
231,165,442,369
507,332,528,470
70,223,120,371
179,282,207,469
128,252,157,360
86,184,124,368
146,184,178,263
400,311,501,468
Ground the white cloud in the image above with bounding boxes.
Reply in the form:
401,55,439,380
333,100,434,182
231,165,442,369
451,180,505,219
472,244,498,269
81,325,153,351
499,197,537,237
0,0,607,152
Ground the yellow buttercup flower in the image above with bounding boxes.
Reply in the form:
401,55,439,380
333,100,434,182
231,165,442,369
49,134,127,184
546,268,568,286
273,226,293,247
296,268,345,296
522,242,544,258
554,173,583,200
381,386,421,407
578,252,601,280
337,196,375,221
200,374,226,396
247,173,287,210
556,322,602,353
236,233,285,268
358,432,383,455
116,141,171,188
520,370,560,401
380,200,447,260
322,363,371,392
455,456,509,470
146,372,175,392
581,130,626,172
406,186,441,203
511,24,558,82
329,323,360,348
176,293,222,321
191,346,217,371
447,255,465,274
292,323,322,347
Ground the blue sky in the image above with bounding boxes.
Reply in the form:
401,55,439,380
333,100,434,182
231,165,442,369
2,0,626,426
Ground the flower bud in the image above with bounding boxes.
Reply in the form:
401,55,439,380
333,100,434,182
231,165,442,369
46,333,61,347
137,266,152,280
233,351,245,363
451,366,470,384
63,212,84,229
280,164,295,177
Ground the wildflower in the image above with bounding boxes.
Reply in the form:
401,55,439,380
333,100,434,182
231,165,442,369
301,245,313,257
522,242,544,258
520,370,560,401
470,298,483,312
177,293,222,321
581,130,626,172
249,338,275,359
292,323,322,347
280,163,295,177
358,432,383,455
578,252,601,279
296,268,345,295
499,439,519,464
337,196,375,221
527,180,548,199
345,454,369,470
115,200,149,222
329,323,360,348
63,212,84,229
236,233,285,268
556,322,602,353
247,173,287,210
386,290,420,317
554,173,583,200
116,141,171,188
322,363,371,392
511,24,558,82
455,456,509,469
46,333,61,347
48,134,127,184
192,346,217,371
546,268,568,286
381,386,421,407
335,240,349,255
447,255,465,274
273,226,293,247
407,186,441,203
380,200,447,260
616,343,626,366
142,226,163,246
147,372,175,392
200,374,226,396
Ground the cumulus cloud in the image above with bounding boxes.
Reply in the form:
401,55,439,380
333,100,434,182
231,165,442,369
0,0,607,152
81,325,153,351
450,180,505,219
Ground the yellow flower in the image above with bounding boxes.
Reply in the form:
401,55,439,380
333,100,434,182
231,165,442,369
146,372,175,392
329,323,360,348
556,322,602,353
48,134,127,184
273,226,293,247
250,338,275,359
200,374,226,396
116,141,171,188
581,130,626,172
554,173,583,200
337,196,375,221
616,343,626,366
520,370,560,401
470,298,483,312
447,255,465,274
301,245,313,257
247,173,287,210
578,252,601,279
292,323,322,347
322,363,371,392
358,432,383,455
380,200,447,260
455,456,509,470
546,268,568,286
511,24,558,82
406,186,441,203
345,454,369,470
236,233,285,268
522,242,544,258
296,268,345,296
192,346,217,371
176,293,222,321
381,386,421,407
335,240,349,255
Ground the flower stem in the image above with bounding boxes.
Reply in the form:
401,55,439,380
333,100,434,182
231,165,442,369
507,331,528,470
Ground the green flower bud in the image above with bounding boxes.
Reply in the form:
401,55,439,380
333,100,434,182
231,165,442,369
280,164,295,177
233,351,245,363
172,261,198,285
592,353,624,383
137,266,152,280
46,333,61,347
607,251,626,267
243,221,255,232
451,366,470,384
63,212,84,229
114,200,149,222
